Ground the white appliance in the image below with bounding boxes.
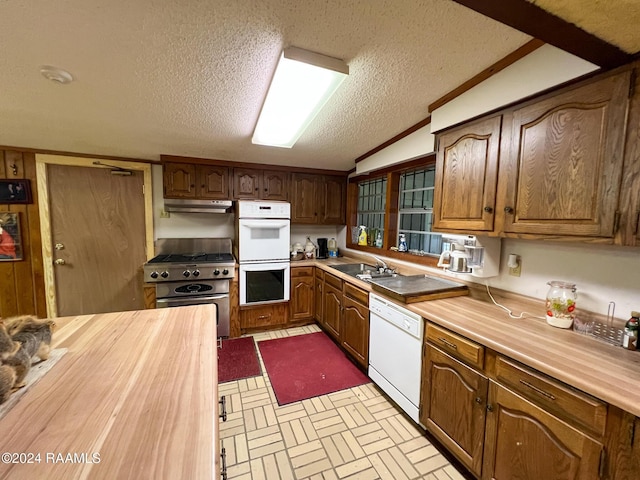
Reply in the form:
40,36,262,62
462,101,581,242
438,234,501,278
368,292,424,424
237,200,291,306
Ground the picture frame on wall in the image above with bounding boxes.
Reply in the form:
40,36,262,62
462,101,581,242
0,212,23,261
0,179,32,204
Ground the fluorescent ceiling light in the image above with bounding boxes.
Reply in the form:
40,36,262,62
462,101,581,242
252,47,349,148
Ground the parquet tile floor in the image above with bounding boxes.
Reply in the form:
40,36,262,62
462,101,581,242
219,325,466,480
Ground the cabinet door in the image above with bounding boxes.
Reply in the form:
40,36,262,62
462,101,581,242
291,173,318,223
421,345,488,477
263,171,289,201
163,162,196,198
341,296,369,367
433,115,501,232
290,274,314,321
323,282,342,340
320,176,346,224
233,168,261,199
604,407,640,480
314,270,324,323
197,165,230,199
501,71,630,237
483,381,603,480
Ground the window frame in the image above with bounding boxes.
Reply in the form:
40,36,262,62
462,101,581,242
347,153,439,268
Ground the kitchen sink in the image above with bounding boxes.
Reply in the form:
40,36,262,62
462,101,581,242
329,263,399,281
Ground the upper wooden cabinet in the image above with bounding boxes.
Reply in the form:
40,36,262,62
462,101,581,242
433,69,633,242
291,173,346,225
163,162,230,199
232,168,289,201
433,115,501,232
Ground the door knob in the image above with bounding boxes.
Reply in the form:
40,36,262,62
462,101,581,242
54,259,66,265
55,243,65,250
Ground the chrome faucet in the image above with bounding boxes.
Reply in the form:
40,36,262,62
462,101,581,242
367,253,391,273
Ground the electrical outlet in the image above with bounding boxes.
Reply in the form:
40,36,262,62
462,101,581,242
160,209,170,218
509,262,521,277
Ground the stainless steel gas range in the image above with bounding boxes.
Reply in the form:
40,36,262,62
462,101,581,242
143,238,235,337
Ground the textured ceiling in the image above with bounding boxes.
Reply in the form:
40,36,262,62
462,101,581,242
0,1,534,171
527,0,640,54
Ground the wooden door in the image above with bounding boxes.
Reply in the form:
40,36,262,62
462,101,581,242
501,71,630,237
341,296,368,367
232,168,261,199
290,268,314,321
197,165,229,199
263,171,289,201
323,282,342,339
47,164,147,316
605,407,640,480
421,345,488,477
314,269,324,323
483,381,603,480
291,173,318,223
433,115,501,232
320,176,346,225
163,162,196,198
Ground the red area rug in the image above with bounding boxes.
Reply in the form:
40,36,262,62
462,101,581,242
258,332,370,405
218,337,261,383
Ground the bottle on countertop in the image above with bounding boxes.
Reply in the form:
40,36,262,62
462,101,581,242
328,238,338,257
398,234,408,252
622,311,639,351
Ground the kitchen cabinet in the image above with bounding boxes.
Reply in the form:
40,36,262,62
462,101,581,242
163,162,230,199
604,407,640,480
433,69,632,241
291,173,346,225
143,284,156,309
289,266,314,322
433,115,501,232
232,168,289,201
239,303,288,330
314,268,324,323
322,273,342,339
341,283,369,368
421,344,487,477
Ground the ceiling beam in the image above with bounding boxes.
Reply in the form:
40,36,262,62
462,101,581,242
451,0,632,69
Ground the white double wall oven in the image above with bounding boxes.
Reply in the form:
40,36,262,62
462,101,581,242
237,200,291,306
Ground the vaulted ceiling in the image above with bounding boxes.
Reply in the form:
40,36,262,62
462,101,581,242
0,1,636,171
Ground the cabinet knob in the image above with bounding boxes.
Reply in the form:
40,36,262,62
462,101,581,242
486,404,494,412
483,206,493,213
504,206,514,214
475,396,483,404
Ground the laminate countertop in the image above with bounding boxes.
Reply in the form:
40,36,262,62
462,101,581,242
0,305,218,480
300,256,640,418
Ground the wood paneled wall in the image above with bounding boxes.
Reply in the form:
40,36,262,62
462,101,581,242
0,150,47,318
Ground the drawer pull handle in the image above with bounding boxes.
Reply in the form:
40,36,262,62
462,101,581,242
221,447,227,480
519,379,556,401
219,395,227,422
257,315,270,319
438,337,458,350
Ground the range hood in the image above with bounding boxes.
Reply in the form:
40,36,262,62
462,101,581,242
163,199,234,213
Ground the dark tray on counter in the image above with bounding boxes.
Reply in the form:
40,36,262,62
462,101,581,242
369,274,469,303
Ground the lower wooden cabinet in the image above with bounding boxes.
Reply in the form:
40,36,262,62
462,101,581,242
290,266,314,322
239,303,288,329
420,344,487,477
483,381,604,480
605,407,640,480
341,292,369,368
314,268,324,323
323,280,342,339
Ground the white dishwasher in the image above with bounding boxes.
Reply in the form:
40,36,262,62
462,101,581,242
368,292,423,424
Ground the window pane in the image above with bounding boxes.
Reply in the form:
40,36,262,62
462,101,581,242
414,170,425,189
356,177,387,237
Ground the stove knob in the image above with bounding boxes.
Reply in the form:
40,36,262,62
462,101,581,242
183,270,191,278
222,269,229,275
192,269,200,277
150,271,159,279
160,271,169,279
213,269,220,276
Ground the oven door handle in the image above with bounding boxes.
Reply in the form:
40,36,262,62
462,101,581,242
240,220,289,229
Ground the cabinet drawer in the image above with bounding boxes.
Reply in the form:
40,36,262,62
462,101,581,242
426,323,484,369
344,282,368,306
495,356,607,437
240,304,287,328
315,268,324,280
324,272,342,289
291,266,314,278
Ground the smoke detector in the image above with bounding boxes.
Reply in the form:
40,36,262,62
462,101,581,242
40,65,74,84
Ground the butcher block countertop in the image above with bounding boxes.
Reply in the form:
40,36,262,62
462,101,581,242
0,305,219,480
298,255,640,418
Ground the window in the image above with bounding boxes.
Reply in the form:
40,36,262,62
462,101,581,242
355,177,386,247
398,166,442,255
